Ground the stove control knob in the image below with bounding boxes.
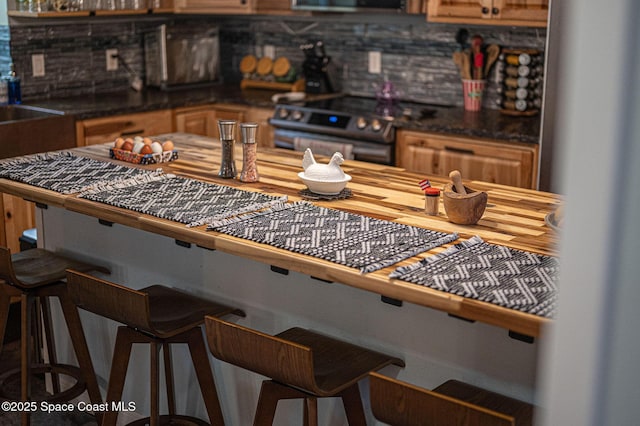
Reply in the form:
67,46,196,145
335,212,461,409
356,116,368,129
371,119,383,132
291,110,303,121
278,108,289,119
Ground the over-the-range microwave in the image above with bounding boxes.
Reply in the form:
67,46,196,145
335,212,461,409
291,0,406,13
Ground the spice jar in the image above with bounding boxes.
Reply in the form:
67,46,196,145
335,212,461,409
218,120,237,179
424,187,441,216
239,122,259,183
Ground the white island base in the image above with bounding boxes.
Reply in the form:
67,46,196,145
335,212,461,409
40,206,539,425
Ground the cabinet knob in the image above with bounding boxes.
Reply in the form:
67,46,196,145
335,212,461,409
492,7,499,14
481,6,489,14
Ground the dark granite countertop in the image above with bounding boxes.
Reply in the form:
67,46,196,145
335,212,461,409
23,84,540,145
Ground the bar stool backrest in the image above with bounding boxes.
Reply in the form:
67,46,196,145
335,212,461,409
369,372,515,426
0,247,19,285
205,316,318,393
66,270,153,333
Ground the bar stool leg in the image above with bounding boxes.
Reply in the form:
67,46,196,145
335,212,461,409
184,326,225,425
254,380,309,426
303,397,318,426
20,294,33,426
0,292,10,355
56,288,103,407
339,384,366,426
103,326,136,426
40,298,61,394
150,340,161,426
163,343,176,416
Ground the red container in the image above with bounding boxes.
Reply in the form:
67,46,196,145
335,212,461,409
462,79,486,111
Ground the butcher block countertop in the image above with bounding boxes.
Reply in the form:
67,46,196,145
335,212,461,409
0,133,560,337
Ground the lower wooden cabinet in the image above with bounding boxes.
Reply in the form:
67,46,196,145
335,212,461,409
0,195,35,254
245,106,275,148
174,104,274,147
396,129,539,189
75,110,174,146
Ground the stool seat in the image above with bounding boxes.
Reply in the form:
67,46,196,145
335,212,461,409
66,270,245,426
205,316,405,426
0,246,109,426
369,372,534,426
6,248,110,288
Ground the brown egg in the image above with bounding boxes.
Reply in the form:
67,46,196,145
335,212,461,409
114,137,125,149
121,140,134,152
143,137,153,145
162,140,174,151
140,144,153,155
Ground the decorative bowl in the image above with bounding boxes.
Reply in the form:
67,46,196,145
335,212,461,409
442,183,488,225
298,172,352,195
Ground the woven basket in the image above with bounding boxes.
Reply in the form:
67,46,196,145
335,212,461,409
109,148,178,165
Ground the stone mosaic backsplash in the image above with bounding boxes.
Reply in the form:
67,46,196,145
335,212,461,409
5,14,546,108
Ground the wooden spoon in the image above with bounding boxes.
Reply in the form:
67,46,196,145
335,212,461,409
449,170,467,194
484,44,501,77
459,51,472,80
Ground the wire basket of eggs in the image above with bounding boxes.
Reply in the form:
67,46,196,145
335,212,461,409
111,136,178,165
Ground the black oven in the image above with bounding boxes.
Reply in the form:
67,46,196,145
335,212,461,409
269,96,397,166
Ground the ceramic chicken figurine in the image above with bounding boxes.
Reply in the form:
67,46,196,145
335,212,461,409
301,148,346,180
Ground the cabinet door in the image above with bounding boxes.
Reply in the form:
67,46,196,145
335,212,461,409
0,195,35,254
397,139,439,175
175,108,217,137
427,0,547,26
245,107,275,148
427,0,485,20
174,0,255,13
76,110,173,146
396,130,538,189
496,0,549,22
439,149,526,188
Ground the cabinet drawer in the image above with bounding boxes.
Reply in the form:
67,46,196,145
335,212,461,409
76,110,173,146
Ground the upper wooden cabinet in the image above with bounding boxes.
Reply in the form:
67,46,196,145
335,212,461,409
396,129,539,189
427,0,549,27
174,0,256,14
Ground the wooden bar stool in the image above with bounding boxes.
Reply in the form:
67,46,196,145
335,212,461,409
204,316,405,426
66,270,245,426
369,372,534,426
0,247,109,426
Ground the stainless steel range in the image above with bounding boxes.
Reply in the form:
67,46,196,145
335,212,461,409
269,96,398,165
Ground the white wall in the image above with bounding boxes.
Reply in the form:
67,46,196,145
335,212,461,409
538,0,640,424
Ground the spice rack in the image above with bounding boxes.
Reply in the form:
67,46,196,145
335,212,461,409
496,48,545,116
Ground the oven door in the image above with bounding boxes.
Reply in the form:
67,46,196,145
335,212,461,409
274,129,394,165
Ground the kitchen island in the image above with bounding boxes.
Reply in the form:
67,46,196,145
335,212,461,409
0,133,559,424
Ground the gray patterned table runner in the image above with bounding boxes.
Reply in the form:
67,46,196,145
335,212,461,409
209,201,458,273
0,152,159,194
80,175,288,227
390,236,559,317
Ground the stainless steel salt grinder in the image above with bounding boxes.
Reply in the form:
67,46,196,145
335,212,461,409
218,120,237,178
239,123,259,183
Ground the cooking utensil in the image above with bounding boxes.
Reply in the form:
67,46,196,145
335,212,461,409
455,28,469,51
460,51,472,80
474,52,484,79
484,44,501,77
449,170,467,195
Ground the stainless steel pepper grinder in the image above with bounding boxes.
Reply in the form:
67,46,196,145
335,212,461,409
218,120,237,178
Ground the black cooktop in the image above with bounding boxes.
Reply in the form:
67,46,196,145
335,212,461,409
301,95,446,121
